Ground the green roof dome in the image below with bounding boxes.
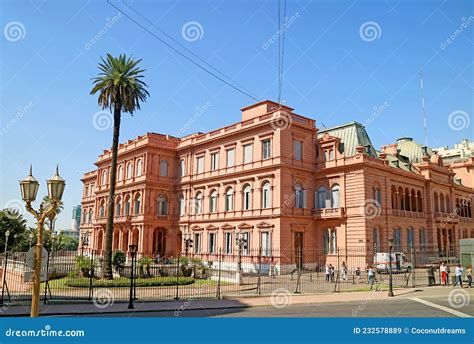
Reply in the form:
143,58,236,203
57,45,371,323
396,137,433,163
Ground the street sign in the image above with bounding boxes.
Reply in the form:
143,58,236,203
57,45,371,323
25,247,48,270
23,270,48,283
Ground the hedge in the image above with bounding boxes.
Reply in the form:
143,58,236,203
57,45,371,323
65,276,195,288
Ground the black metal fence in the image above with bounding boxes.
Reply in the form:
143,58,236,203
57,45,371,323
0,245,471,305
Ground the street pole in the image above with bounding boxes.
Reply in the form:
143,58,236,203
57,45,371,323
388,240,394,297
31,215,45,317
128,251,135,309
1,231,10,304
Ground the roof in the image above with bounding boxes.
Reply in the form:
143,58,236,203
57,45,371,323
318,121,377,158
396,137,433,163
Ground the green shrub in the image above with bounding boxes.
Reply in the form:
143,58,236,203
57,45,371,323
65,276,194,288
75,256,94,278
112,250,126,271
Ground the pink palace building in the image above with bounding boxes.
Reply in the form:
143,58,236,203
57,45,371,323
79,101,474,270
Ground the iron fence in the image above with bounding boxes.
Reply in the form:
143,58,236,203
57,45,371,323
0,245,471,306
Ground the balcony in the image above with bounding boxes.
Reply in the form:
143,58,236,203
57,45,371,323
312,207,345,220
389,209,425,219
434,212,459,223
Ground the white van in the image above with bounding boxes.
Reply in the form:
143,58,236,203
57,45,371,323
374,252,413,273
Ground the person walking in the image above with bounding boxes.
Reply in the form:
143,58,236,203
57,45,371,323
466,266,472,288
368,266,375,289
341,261,347,281
355,266,361,283
453,264,463,288
446,264,451,286
325,264,330,282
329,264,335,282
440,262,447,286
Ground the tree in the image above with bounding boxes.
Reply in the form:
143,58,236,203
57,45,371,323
41,196,63,231
90,54,149,279
0,209,29,252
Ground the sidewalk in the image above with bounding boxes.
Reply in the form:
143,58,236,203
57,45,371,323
0,286,439,317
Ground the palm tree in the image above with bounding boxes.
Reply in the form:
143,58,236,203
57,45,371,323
41,196,63,231
90,54,149,279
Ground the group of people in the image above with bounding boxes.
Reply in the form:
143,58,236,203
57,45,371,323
440,262,472,288
324,261,356,282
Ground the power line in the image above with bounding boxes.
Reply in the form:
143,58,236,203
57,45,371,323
277,0,287,105
279,0,287,105
419,68,428,147
106,0,260,102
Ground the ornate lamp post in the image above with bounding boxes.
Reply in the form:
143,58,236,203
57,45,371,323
1,230,11,304
80,235,89,256
388,238,394,297
235,233,248,285
128,244,138,309
19,166,65,317
183,233,193,257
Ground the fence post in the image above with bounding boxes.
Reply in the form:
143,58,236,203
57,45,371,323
174,253,180,300
43,251,50,304
333,247,340,293
216,248,222,299
256,247,262,295
295,247,302,293
88,250,94,301
411,245,416,288
1,251,11,305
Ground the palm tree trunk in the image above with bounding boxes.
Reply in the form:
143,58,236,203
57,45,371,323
103,104,121,279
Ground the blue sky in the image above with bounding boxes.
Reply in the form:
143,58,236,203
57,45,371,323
1,0,473,229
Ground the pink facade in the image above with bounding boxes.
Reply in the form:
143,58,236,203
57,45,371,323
79,101,474,267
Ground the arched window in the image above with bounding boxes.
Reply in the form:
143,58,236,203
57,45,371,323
136,159,143,177
433,192,439,212
405,188,410,211
88,209,93,223
373,187,382,207
209,190,218,213
317,186,327,209
126,163,133,179
398,187,404,210
294,183,306,208
391,186,397,209
157,194,168,215
225,187,234,211
160,160,168,177
117,165,123,181
82,211,87,224
243,184,251,210
446,195,451,213
99,200,105,218
178,194,185,216
101,170,108,186
124,195,131,215
330,184,340,208
115,196,121,216
195,192,203,215
179,159,185,177
439,194,445,213
262,182,271,209
417,191,423,212
134,193,141,215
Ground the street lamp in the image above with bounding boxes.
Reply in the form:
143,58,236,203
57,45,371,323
1,230,11,304
183,233,193,257
388,238,394,297
19,165,65,317
128,244,138,309
235,233,248,285
81,235,89,256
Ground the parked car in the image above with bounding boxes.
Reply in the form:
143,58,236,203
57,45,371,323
374,252,413,273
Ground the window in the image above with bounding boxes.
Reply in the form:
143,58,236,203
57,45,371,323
323,228,337,254
209,190,218,213
126,163,133,179
208,232,216,254
101,170,108,186
262,182,271,209
316,187,327,209
196,156,204,174
157,194,168,216
225,188,234,211
243,184,252,210
124,196,130,215
84,186,89,198
179,159,185,177
195,192,203,215
407,228,414,249
393,228,402,251
419,228,426,249
243,144,253,164
325,149,334,161
136,159,143,177
226,148,235,167
160,160,168,177
193,233,201,254
225,232,233,254
82,211,87,224
179,195,185,216
294,183,306,209
373,228,381,252
373,187,381,207
134,194,141,215
210,152,219,171
330,184,340,208
117,166,123,181
261,232,271,256
115,198,121,216
99,202,105,218
88,210,92,223
293,140,302,160
241,232,250,255
262,139,271,159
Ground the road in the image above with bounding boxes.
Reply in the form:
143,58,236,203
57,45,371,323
69,293,473,318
